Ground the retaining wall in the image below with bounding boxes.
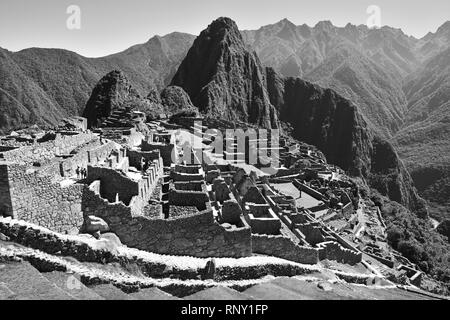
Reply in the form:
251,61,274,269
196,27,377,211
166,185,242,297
83,183,252,258
2,163,86,233
317,241,362,265
1,132,96,164
293,179,325,201
252,234,319,264
0,164,13,217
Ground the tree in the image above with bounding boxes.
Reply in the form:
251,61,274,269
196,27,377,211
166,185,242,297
437,219,450,241
397,240,423,264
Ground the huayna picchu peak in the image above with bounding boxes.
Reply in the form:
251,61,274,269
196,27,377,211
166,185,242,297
171,17,279,129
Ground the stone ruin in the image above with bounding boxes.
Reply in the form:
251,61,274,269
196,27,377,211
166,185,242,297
0,115,368,266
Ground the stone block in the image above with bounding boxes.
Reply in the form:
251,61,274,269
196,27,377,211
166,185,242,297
85,215,110,234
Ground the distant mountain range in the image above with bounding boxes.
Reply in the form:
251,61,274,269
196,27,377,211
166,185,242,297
242,19,450,137
0,18,449,219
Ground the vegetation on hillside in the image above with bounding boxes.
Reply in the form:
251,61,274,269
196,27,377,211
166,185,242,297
370,191,450,291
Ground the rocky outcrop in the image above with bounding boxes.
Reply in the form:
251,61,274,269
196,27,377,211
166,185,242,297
171,17,279,128
82,70,140,128
266,67,371,176
160,85,198,115
82,71,171,126
83,215,110,234
265,67,426,215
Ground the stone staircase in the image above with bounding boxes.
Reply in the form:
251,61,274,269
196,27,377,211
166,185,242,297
42,272,105,300
0,259,439,300
0,261,75,300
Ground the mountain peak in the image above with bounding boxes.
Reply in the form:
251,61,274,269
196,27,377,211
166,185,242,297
171,18,279,128
436,20,450,34
198,17,244,49
82,70,137,128
207,17,239,33
277,18,295,26
314,20,335,30
107,69,125,78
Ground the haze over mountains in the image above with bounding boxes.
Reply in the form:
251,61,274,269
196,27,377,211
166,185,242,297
0,18,449,220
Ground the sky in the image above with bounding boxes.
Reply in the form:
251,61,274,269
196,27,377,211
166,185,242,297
0,0,449,57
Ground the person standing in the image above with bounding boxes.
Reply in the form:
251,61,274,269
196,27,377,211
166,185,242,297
144,159,149,172
76,166,81,179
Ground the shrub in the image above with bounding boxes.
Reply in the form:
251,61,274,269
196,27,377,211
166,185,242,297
397,240,423,263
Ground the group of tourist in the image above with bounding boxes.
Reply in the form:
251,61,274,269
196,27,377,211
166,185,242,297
76,166,87,180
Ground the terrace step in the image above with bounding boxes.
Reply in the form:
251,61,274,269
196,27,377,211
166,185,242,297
242,277,352,300
89,284,136,300
0,282,15,299
42,271,105,300
184,286,254,300
0,261,75,300
242,281,303,300
266,277,349,300
129,287,180,300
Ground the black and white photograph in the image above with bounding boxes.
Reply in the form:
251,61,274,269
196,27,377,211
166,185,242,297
0,0,449,308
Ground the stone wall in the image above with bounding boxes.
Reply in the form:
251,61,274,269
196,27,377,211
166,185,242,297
87,141,118,166
295,222,325,245
59,139,103,177
174,181,203,191
3,163,86,233
293,179,325,201
251,234,319,265
245,214,281,235
244,204,281,235
83,183,252,258
206,169,220,184
242,186,266,204
0,136,123,233
174,164,201,174
127,149,161,169
171,171,204,182
141,141,174,166
87,148,162,206
317,241,362,265
87,165,139,205
169,184,209,210
0,164,13,216
1,132,97,165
